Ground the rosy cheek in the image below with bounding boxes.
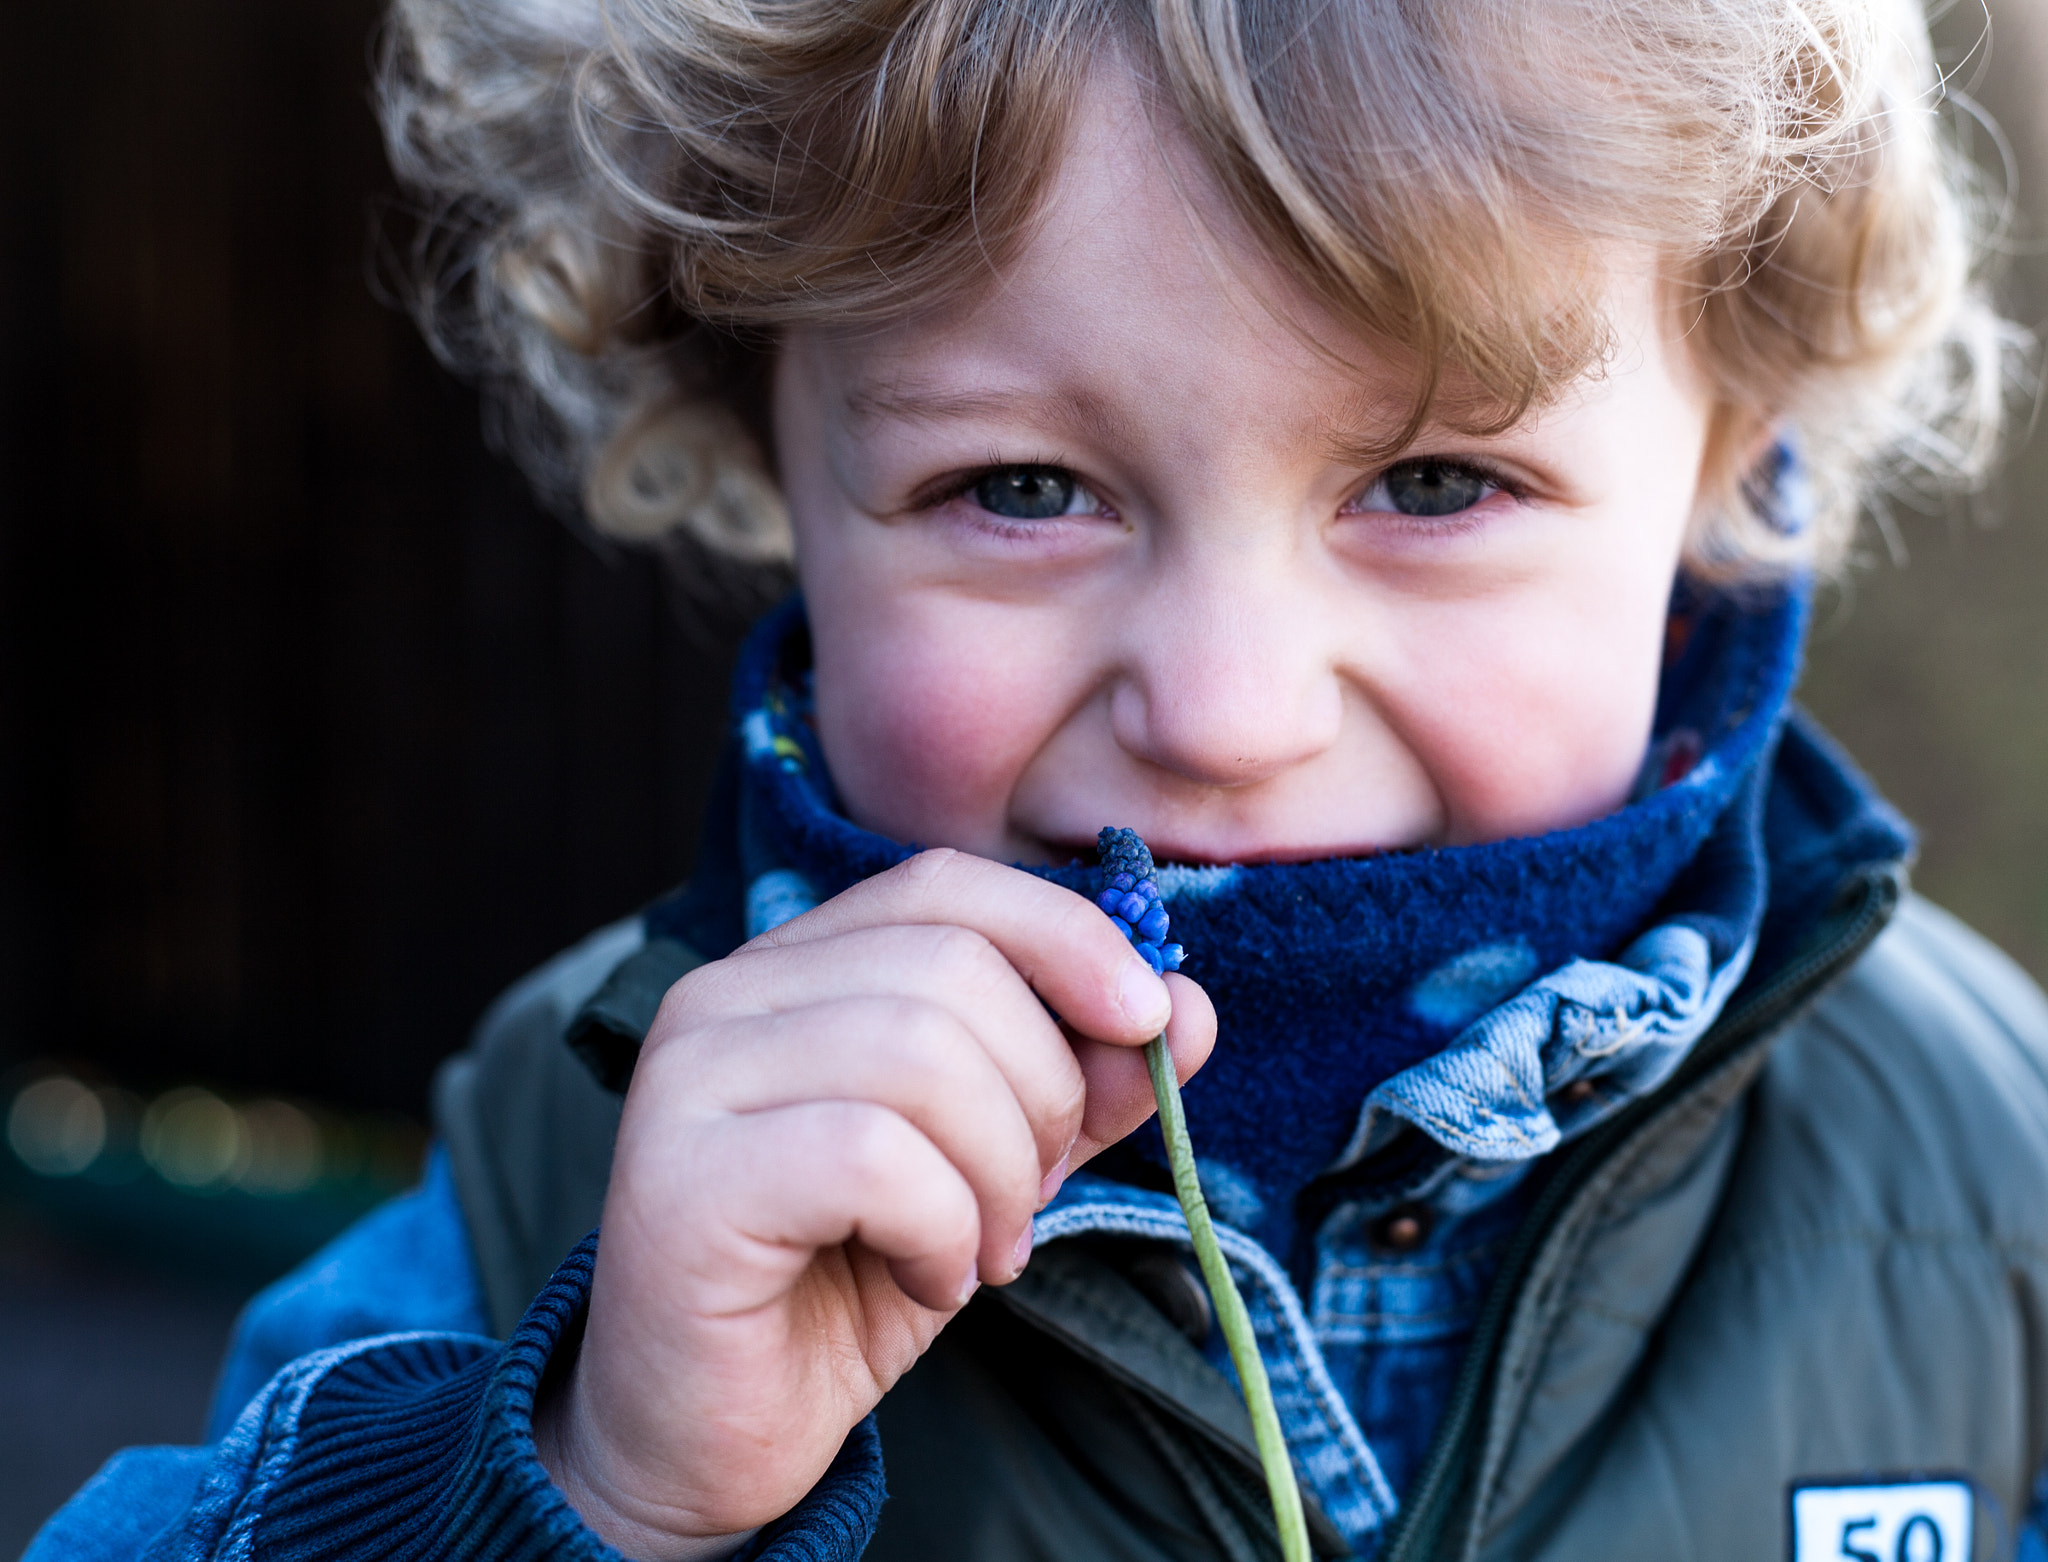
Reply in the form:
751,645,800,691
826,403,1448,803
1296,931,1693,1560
813,608,1077,855
1389,594,1664,843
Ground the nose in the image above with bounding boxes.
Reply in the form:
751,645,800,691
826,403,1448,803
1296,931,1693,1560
1108,571,1344,788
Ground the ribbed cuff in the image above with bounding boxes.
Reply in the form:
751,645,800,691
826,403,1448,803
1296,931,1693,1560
247,1232,887,1561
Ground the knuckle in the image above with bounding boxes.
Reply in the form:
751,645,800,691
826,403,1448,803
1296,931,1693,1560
920,1163,979,1233
881,998,968,1065
1064,899,1122,964
651,954,737,1025
920,923,1009,995
833,1102,913,1185
640,962,751,1059
892,846,967,899
835,1109,975,1235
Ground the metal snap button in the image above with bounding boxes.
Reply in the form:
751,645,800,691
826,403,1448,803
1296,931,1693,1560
1369,1203,1433,1253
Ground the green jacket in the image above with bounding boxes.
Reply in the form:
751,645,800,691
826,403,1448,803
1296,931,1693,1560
436,867,2048,1560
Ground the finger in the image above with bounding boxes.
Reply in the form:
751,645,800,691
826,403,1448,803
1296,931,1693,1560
1064,973,1216,1169
657,1100,983,1316
640,998,1048,1279
752,849,1172,1043
666,923,1088,1167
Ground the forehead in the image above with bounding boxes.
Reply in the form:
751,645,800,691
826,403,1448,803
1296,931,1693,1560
811,75,1674,457
822,77,1382,426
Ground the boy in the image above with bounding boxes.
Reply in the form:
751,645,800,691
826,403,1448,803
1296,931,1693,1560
31,0,2048,1558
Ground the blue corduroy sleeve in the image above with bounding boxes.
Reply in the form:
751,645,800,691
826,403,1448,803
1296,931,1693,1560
29,1148,889,1560
30,1234,887,1562
208,1148,493,1437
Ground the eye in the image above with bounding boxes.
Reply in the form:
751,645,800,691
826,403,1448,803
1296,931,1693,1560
1353,459,1499,518
971,466,1093,520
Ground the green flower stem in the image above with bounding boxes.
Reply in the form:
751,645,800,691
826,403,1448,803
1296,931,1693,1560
1144,1034,1311,1562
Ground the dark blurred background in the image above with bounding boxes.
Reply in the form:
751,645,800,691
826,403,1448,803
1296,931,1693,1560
1,0,2043,1551
0,0,737,1544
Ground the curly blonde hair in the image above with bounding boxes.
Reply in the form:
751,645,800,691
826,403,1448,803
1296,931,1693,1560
376,0,2024,586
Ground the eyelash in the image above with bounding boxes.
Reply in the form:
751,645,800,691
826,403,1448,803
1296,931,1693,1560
921,456,1526,534
923,464,1111,528
1343,458,1526,525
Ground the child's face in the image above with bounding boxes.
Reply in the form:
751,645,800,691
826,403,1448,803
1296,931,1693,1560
773,74,1716,868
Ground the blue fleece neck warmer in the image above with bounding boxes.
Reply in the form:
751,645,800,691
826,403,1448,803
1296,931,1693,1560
658,575,1807,1241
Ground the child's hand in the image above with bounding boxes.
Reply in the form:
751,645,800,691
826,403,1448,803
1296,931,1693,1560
533,848,1216,1559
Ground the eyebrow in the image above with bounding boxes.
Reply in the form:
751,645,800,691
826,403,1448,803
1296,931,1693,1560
842,380,1140,449
844,377,1528,471
1315,379,1541,468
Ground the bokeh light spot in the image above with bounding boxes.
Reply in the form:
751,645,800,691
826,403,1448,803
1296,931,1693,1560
6,1076,107,1177
140,1087,245,1191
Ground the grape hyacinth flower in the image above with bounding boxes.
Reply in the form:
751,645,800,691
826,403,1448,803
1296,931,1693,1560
1093,827,1185,976
1094,827,1309,1562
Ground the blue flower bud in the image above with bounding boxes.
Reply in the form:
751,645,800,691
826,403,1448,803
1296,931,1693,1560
1096,827,1188,979
1097,828,1156,885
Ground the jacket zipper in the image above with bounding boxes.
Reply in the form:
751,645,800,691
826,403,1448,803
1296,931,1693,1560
1371,863,1906,1562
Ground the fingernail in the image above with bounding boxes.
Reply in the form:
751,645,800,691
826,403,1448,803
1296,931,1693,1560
1118,955,1171,1030
1011,1221,1034,1277
1037,1151,1071,1208
956,1263,980,1308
